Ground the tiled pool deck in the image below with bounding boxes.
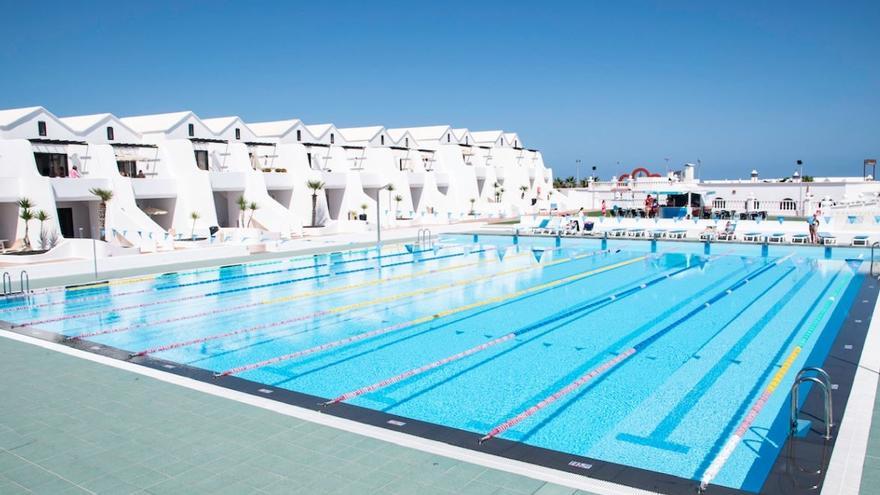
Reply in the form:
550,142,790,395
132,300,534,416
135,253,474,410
0,336,591,495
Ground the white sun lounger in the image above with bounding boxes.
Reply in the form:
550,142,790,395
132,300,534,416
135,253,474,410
791,233,809,244
667,229,687,239
742,232,763,243
818,233,837,245
852,235,870,247
767,233,786,243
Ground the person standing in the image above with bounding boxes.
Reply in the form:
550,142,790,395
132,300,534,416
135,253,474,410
809,214,820,243
601,199,607,217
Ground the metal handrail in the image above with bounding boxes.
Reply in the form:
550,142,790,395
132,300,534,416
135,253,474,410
1,272,10,296
20,270,30,295
790,371,833,440
872,242,880,277
417,228,433,246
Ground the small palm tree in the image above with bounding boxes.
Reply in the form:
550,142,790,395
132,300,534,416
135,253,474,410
393,194,403,218
89,188,114,241
18,198,34,249
520,185,528,199
360,203,369,221
247,201,259,227
190,211,200,238
469,198,476,215
236,195,248,227
306,180,325,227
386,183,396,193
35,210,50,249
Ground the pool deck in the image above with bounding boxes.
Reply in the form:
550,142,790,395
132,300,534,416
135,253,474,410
0,335,590,495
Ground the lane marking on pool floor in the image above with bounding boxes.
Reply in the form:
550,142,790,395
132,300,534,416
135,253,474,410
478,254,793,444
215,252,646,377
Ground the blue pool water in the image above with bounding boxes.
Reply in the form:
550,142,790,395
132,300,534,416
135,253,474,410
0,235,868,491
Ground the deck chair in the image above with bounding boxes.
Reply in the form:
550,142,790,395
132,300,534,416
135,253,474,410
767,232,786,243
852,235,870,247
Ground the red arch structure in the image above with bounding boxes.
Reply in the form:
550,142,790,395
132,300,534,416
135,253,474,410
618,167,662,181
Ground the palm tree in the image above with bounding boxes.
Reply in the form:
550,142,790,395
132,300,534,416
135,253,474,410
18,198,34,249
247,201,259,227
519,185,528,199
236,195,248,227
306,180,325,227
35,210,50,249
469,198,476,215
89,188,114,241
393,194,403,218
189,211,200,238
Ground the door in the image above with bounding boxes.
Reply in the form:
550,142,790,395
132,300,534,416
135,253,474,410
56,208,74,238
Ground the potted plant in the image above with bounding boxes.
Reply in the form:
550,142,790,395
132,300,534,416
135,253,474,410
89,188,114,241
261,167,272,173
359,203,368,221
306,180,325,227
348,210,358,221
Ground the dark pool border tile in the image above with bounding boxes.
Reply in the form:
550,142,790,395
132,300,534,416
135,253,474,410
1,272,876,495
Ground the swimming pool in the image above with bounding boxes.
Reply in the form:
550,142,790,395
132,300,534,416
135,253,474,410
0,234,874,494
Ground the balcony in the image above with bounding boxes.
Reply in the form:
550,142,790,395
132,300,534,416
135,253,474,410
360,172,385,189
50,178,111,201
474,166,488,179
321,171,349,189
209,171,247,192
407,172,427,186
263,172,294,190
0,177,19,202
434,172,451,187
132,178,178,199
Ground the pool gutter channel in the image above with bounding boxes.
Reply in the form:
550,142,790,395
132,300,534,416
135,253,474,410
0,263,877,495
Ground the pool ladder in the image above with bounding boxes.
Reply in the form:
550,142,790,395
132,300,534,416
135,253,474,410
417,228,433,247
790,367,833,440
1,270,30,298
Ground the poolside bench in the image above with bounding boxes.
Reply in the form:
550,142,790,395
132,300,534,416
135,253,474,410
852,235,870,247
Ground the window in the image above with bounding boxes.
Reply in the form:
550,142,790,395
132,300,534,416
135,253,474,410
235,128,240,140
713,197,726,209
296,130,301,141
34,152,68,177
106,126,115,141
117,160,136,177
780,198,797,211
405,137,409,147
447,134,450,143
465,136,468,145
307,152,313,169
380,135,385,145
37,121,47,136
330,133,335,144
515,140,518,148
188,123,195,137
194,150,209,170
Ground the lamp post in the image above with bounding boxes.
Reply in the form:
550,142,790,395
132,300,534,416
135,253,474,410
575,159,581,186
376,183,393,247
796,160,804,217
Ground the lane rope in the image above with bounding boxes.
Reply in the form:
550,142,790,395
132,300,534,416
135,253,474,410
321,261,702,407
215,251,645,377
131,248,581,357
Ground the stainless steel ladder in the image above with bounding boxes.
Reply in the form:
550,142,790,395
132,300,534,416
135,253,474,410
1,270,30,298
417,228,433,247
1,272,10,296
790,367,833,440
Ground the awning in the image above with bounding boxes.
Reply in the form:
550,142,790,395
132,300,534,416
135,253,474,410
142,207,168,216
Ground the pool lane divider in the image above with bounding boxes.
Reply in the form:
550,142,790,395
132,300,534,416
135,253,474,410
129,247,581,357
477,252,795,444
1,244,445,314
320,260,702,407
698,267,849,491
68,251,530,341
215,251,644,378
11,246,488,328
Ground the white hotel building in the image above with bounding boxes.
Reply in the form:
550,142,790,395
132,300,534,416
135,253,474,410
0,107,556,250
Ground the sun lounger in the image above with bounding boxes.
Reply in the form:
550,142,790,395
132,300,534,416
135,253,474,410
852,235,870,247
610,227,627,237
768,232,786,243
667,229,687,239
650,229,667,239
742,232,763,243
627,228,646,238
699,229,717,241
528,218,550,234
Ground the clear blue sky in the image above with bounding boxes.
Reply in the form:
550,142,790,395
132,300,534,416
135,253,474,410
1,0,877,179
